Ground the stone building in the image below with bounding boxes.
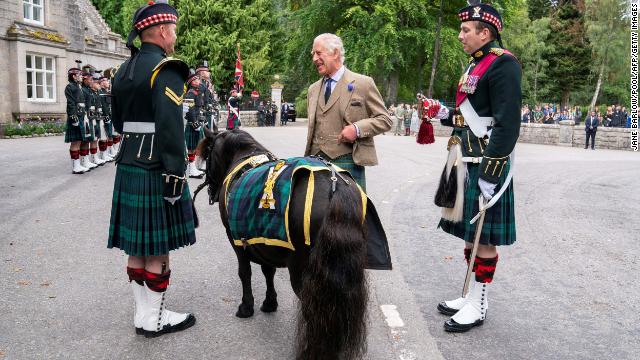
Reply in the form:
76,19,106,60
0,0,128,127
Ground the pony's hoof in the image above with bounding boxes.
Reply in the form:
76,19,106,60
260,299,278,313
235,304,254,318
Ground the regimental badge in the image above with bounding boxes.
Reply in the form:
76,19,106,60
259,161,288,210
472,6,482,18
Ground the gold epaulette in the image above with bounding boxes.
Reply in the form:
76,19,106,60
150,57,189,88
490,48,505,56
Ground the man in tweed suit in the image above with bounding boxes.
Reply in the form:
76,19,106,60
423,2,521,332
304,33,391,191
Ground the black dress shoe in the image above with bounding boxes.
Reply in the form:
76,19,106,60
437,302,459,316
444,317,484,332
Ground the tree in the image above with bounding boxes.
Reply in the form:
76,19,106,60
545,0,591,107
176,0,286,96
91,0,145,38
527,0,555,20
584,0,630,109
503,8,554,104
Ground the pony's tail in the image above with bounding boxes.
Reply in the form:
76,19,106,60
296,181,368,360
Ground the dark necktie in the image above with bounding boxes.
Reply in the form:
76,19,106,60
324,78,333,104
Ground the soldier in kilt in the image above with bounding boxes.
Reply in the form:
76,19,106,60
227,89,240,130
99,76,117,159
108,0,196,338
184,73,205,178
195,61,218,171
81,73,105,168
423,1,521,332
195,61,218,131
91,73,113,163
64,66,89,174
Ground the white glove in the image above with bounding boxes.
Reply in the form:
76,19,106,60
478,178,497,200
164,196,181,205
436,106,450,120
182,103,190,113
423,99,449,119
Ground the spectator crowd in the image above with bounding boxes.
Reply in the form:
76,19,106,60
520,103,630,128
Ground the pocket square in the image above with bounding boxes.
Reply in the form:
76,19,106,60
350,100,362,107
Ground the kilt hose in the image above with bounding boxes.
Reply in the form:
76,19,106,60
184,126,204,152
316,152,366,192
64,121,83,143
439,161,516,246
108,164,196,256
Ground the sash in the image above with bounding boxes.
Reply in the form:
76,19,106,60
455,50,514,108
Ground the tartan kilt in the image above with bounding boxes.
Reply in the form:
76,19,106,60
184,125,204,151
108,164,196,256
64,120,83,143
227,113,239,130
318,152,367,192
438,161,516,246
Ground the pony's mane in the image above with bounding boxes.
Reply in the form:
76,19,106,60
220,129,270,156
193,129,271,205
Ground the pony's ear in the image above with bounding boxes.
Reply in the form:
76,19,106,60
204,125,218,138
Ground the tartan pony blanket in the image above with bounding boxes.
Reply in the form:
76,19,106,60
224,156,367,250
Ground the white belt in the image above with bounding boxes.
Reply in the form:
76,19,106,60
123,122,155,133
459,98,494,138
461,157,482,163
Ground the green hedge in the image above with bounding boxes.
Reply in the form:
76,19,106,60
4,122,65,137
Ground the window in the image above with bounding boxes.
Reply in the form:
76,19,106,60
26,54,56,101
23,0,44,25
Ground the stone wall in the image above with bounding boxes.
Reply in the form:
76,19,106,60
215,111,259,128
432,120,636,151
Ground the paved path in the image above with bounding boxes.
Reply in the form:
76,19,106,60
0,128,638,359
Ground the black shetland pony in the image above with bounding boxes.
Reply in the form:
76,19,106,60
195,128,368,360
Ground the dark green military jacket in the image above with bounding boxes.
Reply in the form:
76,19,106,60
442,41,522,184
199,79,216,125
82,85,98,120
98,88,111,119
64,81,85,122
185,87,204,126
111,43,189,177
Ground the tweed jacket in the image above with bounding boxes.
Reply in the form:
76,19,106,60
304,68,391,166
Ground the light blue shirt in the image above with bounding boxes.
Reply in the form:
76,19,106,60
325,65,345,93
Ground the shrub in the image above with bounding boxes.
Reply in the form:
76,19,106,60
3,119,65,137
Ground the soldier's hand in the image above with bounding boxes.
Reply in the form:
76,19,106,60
164,196,181,205
478,178,496,200
423,99,449,119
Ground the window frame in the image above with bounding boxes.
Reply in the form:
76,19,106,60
25,53,56,103
23,0,45,26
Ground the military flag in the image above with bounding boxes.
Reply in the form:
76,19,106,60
234,44,244,92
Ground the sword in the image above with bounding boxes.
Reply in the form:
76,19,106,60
462,195,487,297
